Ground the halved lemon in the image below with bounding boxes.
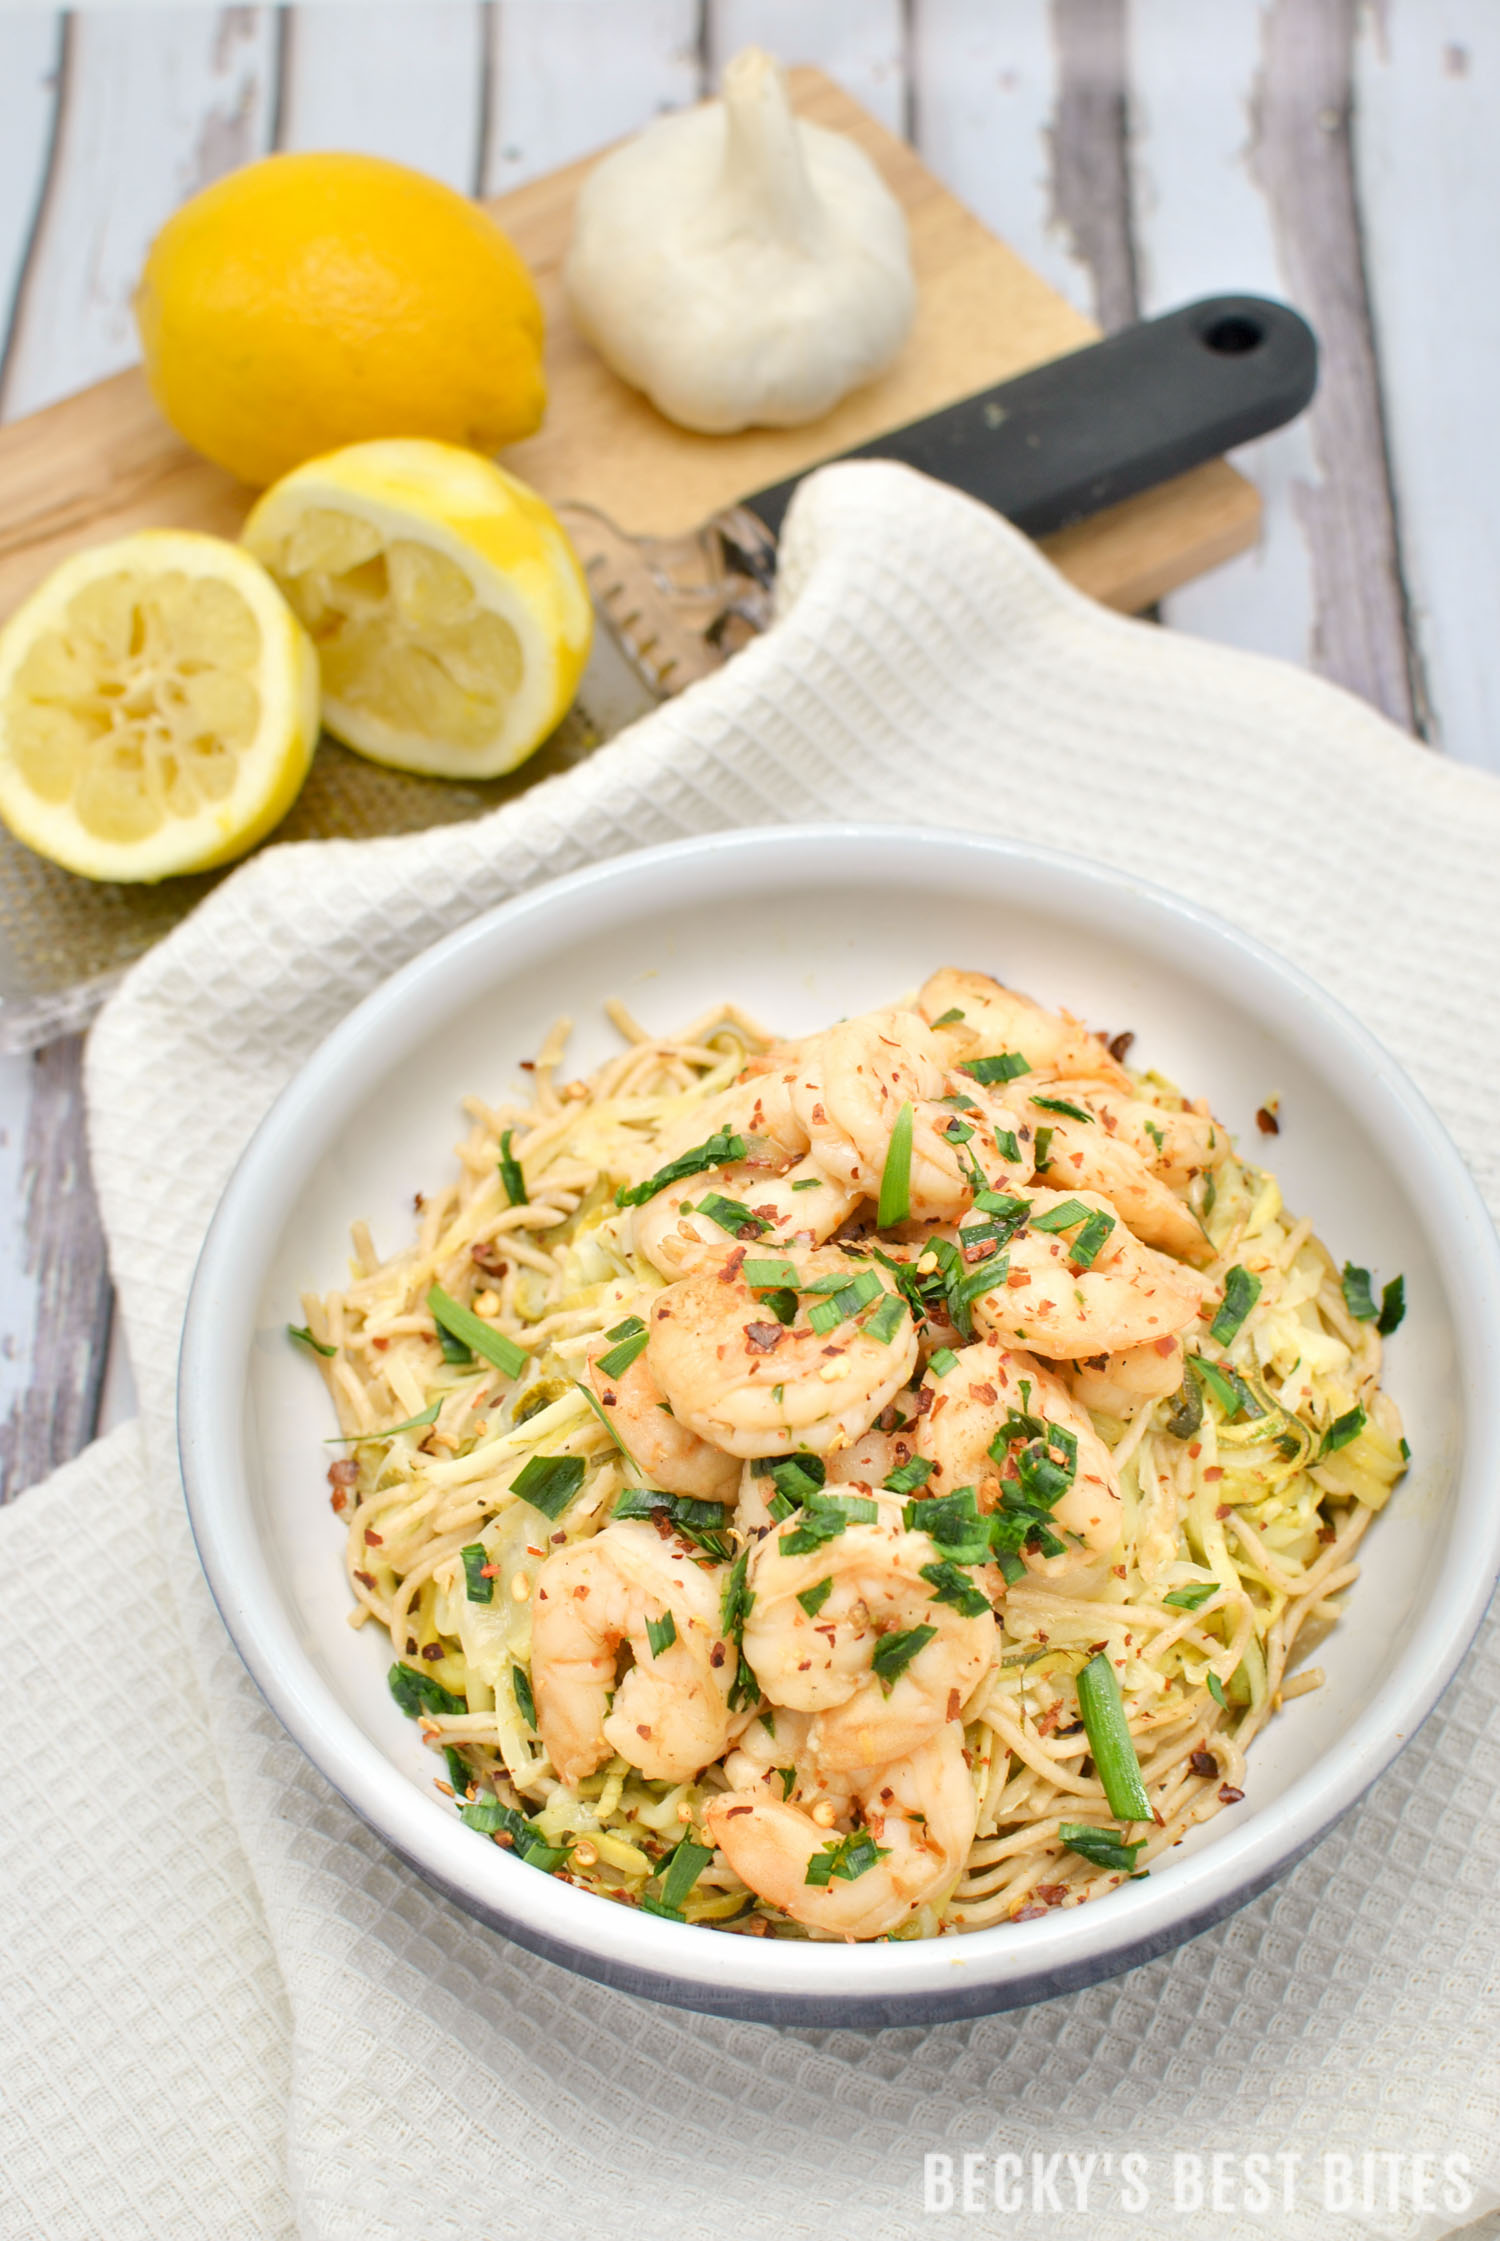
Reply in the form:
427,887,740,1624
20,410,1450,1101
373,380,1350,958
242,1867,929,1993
242,439,593,779
0,531,319,882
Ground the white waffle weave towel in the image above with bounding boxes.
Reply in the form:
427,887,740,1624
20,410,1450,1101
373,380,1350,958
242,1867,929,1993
2,464,1499,2241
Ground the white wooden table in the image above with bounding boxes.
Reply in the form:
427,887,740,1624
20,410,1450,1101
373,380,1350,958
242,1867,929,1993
1,0,1494,1501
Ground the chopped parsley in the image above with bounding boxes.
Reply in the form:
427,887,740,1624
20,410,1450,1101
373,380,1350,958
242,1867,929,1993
499,1129,528,1206
1059,1822,1147,1875
877,1100,915,1226
921,1560,991,1616
511,1453,586,1519
797,1576,834,1617
427,1283,527,1379
460,1544,494,1604
595,1315,649,1378
961,1052,1032,1086
287,1323,336,1357
388,1662,466,1718
805,1829,890,1887
1319,1404,1367,1458
1209,1265,1261,1347
615,1128,748,1208
872,1624,937,1689
646,1611,677,1657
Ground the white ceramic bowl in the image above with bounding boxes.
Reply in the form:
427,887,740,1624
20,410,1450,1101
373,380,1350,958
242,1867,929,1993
179,826,1500,2024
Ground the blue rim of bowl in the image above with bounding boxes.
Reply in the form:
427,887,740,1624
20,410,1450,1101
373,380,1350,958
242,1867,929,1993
178,824,1500,2023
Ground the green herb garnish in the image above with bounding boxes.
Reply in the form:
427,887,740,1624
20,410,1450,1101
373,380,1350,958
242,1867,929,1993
1033,1125,1054,1170
695,1192,770,1238
614,1486,733,1560
961,1052,1032,1086
883,1457,933,1496
1031,1096,1094,1123
878,1100,914,1226
1030,1197,1092,1234
499,1129,528,1206
461,1544,494,1604
427,1283,527,1379
510,1453,586,1519
1341,1262,1378,1322
805,1829,890,1887
1319,1405,1367,1457
865,1293,908,1344
1210,1265,1261,1347
443,1744,473,1798
871,1623,937,1689
931,1007,966,1027
743,1256,800,1290
1163,1580,1219,1611
595,1316,649,1378
512,1664,536,1729
646,1610,677,1657
994,1128,1022,1165
807,1268,883,1334
921,1560,991,1616
1059,1822,1147,1875
928,1347,958,1378
790,1177,823,1191
1378,1275,1406,1335
327,1397,442,1444
615,1128,748,1208
459,1795,569,1871
779,1491,877,1555
288,1323,335,1357
388,1662,466,1718
657,1836,714,1912
1075,1653,1152,1822
797,1576,834,1617
1206,1672,1227,1708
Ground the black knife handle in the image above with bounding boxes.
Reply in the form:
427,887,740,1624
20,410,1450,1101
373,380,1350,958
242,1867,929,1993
741,294,1317,540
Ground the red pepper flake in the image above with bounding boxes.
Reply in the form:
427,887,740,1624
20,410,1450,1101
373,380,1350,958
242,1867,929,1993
1035,1883,1070,1906
710,1641,727,1668
718,1246,748,1284
1215,1503,1232,1521
372,1336,389,1351
472,1240,509,1277
1217,1784,1245,1805
1189,1750,1218,1779
328,1458,358,1489
743,1913,769,1935
947,1689,961,1720
364,1528,383,1546
727,1805,752,1818
744,1321,784,1353
420,1643,445,1661
353,1569,376,1589
1255,1106,1280,1136
1203,1466,1224,1482
330,1488,349,1514
1317,1523,1337,1544
480,1563,501,1579
1108,1030,1135,1062
518,1059,535,1071
1188,1441,1202,1460
413,1192,425,1212
1012,1904,1049,1923
1006,1269,1031,1289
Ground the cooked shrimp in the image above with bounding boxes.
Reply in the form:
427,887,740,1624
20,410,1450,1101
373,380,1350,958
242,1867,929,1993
740,1488,995,1769
704,1724,978,1938
914,1334,1124,1576
1025,1098,1210,1264
631,1151,857,1279
792,1010,1030,1220
919,968,1132,1090
1062,1333,1186,1418
968,1186,1206,1358
646,1245,919,1457
530,1520,735,1784
1031,1078,1229,1192
585,1340,739,1501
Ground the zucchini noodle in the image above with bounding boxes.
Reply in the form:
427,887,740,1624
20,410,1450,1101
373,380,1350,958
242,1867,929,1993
297,990,1406,1941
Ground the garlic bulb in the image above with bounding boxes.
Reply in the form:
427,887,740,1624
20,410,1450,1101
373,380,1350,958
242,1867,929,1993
564,48,916,434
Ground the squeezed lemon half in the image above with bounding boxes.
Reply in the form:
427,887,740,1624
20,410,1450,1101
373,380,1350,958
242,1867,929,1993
242,440,593,780
0,530,319,882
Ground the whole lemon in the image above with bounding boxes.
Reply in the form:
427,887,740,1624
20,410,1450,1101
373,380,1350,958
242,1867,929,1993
134,152,546,488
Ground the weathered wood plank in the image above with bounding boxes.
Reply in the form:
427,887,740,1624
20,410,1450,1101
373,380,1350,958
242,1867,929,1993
1354,0,1492,765
0,1036,112,1501
481,0,701,197
908,0,1094,316
276,2,487,193
1128,0,1318,666
1247,0,1423,732
0,6,280,420
0,13,63,393
1047,0,1138,331
706,0,907,135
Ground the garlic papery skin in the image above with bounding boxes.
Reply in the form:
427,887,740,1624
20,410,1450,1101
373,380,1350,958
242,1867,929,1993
563,48,916,435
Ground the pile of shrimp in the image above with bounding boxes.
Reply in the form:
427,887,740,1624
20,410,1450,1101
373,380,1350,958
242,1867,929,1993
300,971,1407,1942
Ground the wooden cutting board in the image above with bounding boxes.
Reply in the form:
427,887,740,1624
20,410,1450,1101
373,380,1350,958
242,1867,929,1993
0,69,1258,624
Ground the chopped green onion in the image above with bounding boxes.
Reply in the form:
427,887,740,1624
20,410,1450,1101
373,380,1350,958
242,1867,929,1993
761,1287,800,1327
1068,1208,1116,1268
512,1664,536,1729
805,1829,890,1886
1033,1126,1054,1170
931,1007,966,1027
865,1293,908,1344
1193,1356,1260,1420
695,1192,770,1238
777,1766,796,1800
757,1452,826,1503
1378,1274,1406,1336
460,1544,494,1604
807,1269,883,1333
994,1128,1022,1165
658,1836,714,1912
1209,1265,1261,1347
388,1662,466,1718
1341,1262,1378,1321
743,1256,800,1290
327,1397,441,1444
435,1323,474,1366
1319,1404,1367,1458
510,1453,586,1519
883,1457,933,1496
499,1129,528,1206
443,1745,473,1798
940,1090,980,1112
614,1487,733,1560
1164,1366,1204,1441
943,1116,975,1145
459,1795,569,1871
646,1610,677,1657
287,1323,335,1357
1031,1095,1094,1123
595,1321,650,1378
1206,1672,1227,1708
790,1177,823,1191
928,1347,958,1378
575,1378,640,1473
1075,1652,1152,1822
721,1547,753,1641
615,1128,748,1208
877,1100,915,1226
872,1624,937,1689
1144,1120,1165,1154
779,1491,877,1555
961,1052,1032,1085
1058,1822,1147,1875
1030,1197,1092,1234
1163,1580,1218,1611
921,1560,991,1616
797,1576,834,1617
428,1284,527,1379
